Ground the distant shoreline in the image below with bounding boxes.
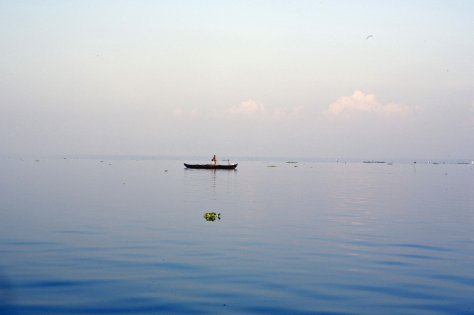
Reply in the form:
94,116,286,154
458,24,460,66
1,154,472,165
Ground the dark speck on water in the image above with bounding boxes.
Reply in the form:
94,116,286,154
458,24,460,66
0,158,473,314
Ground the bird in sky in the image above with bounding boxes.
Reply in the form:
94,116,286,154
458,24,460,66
366,34,374,40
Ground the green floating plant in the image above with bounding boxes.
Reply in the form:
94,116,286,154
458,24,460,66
204,212,221,221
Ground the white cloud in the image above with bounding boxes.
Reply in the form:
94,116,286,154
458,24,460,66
227,99,265,115
325,90,413,117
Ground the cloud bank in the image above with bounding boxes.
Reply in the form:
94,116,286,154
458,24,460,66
173,99,303,121
227,99,304,120
325,90,413,118
228,99,265,115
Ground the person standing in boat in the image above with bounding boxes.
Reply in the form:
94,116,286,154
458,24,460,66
211,154,217,166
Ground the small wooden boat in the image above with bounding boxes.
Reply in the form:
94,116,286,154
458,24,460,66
184,163,238,170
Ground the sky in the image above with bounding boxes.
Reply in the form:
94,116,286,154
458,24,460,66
1,0,473,159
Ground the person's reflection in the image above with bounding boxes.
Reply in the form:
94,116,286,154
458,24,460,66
210,169,217,199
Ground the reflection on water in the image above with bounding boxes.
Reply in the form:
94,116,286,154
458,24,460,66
0,158,473,314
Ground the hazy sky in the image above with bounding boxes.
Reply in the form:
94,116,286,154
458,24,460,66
1,1,473,159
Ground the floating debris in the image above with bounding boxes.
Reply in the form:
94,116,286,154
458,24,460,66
267,165,278,168
204,212,220,221
286,161,298,164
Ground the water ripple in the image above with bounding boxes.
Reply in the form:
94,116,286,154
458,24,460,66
389,243,451,252
5,302,208,314
433,274,474,287
334,283,443,300
20,279,111,289
239,306,355,315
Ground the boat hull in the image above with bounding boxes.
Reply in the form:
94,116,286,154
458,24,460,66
184,163,237,170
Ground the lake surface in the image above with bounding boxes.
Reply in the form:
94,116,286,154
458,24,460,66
0,157,473,314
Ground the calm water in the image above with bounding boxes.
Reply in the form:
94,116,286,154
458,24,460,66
0,158,473,314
